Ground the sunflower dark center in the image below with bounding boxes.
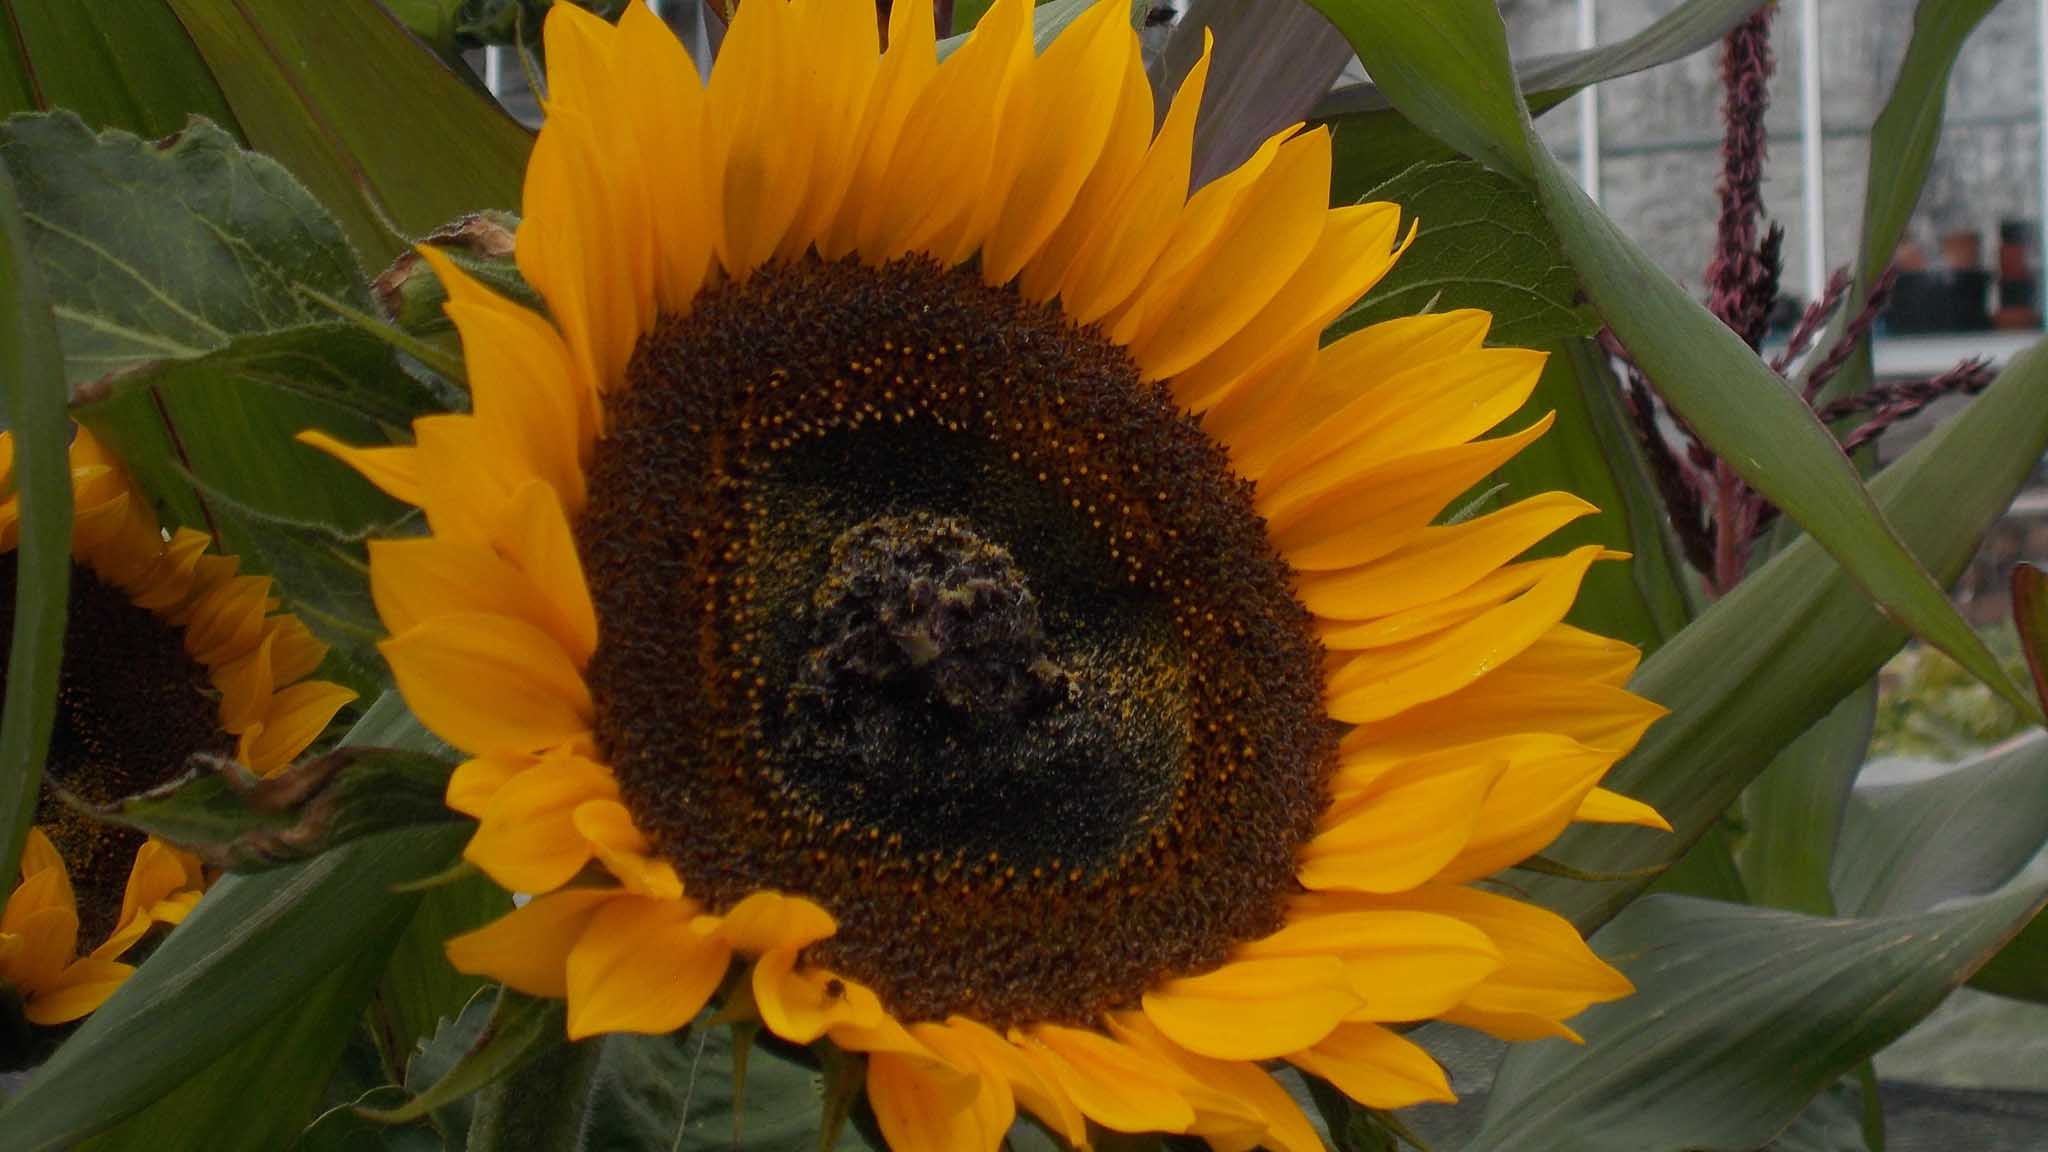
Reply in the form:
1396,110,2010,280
0,554,225,947
579,255,1336,1028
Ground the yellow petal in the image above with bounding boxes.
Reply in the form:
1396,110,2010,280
421,247,590,508
1287,1022,1453,1110
1297,492,1598,622
716,890,838,954
1128,127,1333,381
445,888,615,997
1576,786,1671,830
1140,955,1358,1059
751,949,884,1044
1170,202,1406,413
211,631,276,734
818,0,938,261
938,1016,1087,1149
369,535,581,665
707,0,812,273
264,615,330,687
24,958,134,1026
3,903,77,991
1055,39,1211,322
296,431,422,508
1344,671,1664,770
572,798,680,899
1262,415,1558,572
1024,1024,1196,1135
615,0,716,313
1508,623,1645,686
517,108,642,399
183,573,273,667
862,0,1032,263
107,838,200,957
1324,544,1599,723
981,0,1134,284
780,0,881,260
1339,885,1633,1032
239,679,358,777
1438,737,1618,884
19,826,62,881
465,749,619,894
1105,1013,1322,1152
868,1048,1001,1152
446,752,534,818
1015,35,1152,301
565,895,728,1040
1301,750,1505,893
380,612,592,757
1242,910,1502,1021
497,480,600,666
1260,346,1549,497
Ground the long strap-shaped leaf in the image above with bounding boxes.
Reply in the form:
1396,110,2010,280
1303,0,2042,721
0,158,72,918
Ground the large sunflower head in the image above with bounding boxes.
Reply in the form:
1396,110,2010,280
0,428,358,1037
307,1,1667,1146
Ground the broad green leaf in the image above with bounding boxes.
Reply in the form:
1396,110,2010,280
1317,0,1767,118
1972,911,2048,1004
1652,821,1748,904
1525,142,2037,719
1766,1077,1871,1152
1799,0,2001,403
0,1,237,137
160,0,530,268
1833,735,2048,919
1738,685,1879,916
1302,0,1528,178
1528,338,2048,932
76,946,400,1152
0,822,467,1151
0,155,70,913
1335,159,1593,350
0,112,437,676
82,746,458,871
1467,884,2048,1152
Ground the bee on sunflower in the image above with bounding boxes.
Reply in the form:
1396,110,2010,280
0,427,356,1036
305,0,1668,1147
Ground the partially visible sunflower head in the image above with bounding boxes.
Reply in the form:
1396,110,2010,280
0,428,357,1036
306,1,1668,1148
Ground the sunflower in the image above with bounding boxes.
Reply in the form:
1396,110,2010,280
305,1,1667,1146
0,427,357,1031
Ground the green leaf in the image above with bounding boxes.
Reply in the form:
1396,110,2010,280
1833,735,2048,919
1527,338,2048,932
1737,685,1878,916
80,746,459,871
1317,0,1768,118
1524,142,2037,720
0,1,238,138
159,0,530,269
364,989,565,1128
1302,0,1528,178
0,111,438,674
75,946,406,1152
0,153,71,914
1971,910,2048,1004
1800,0,2001,403
1333,159,1593,349
1467,883,2048,1152
2013,563,2048,714
0,823,466,1151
